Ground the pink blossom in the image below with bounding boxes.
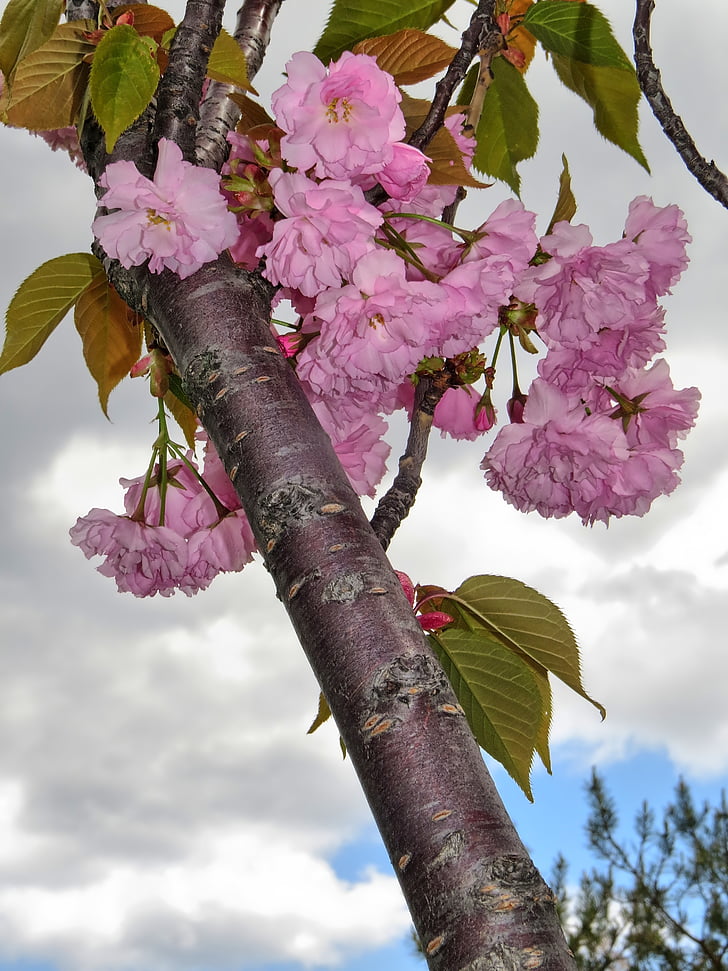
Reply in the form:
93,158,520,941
444,111,476,169
73,442,257,596
537,302,667,397
92,139,239,279
182,511,256,593
70,509,189,597
199,434,244,511
482,380,631,524
379,212,460,281
516,221,656,350
482,379,689,524
433,200,538,355
34,126,86,170
464,199,538,269
604,359,700,448
433,386,493,441
437,259,512,354
624,195,690,296
121,459,215,535
271,51,405,180
258,171,382,296
375,142,431,201
383,182,457,219
296,250,444,400
228,210,274,269
308,395,391,496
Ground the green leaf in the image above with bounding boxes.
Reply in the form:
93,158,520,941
523,1,632,69
431,628,544,799
551,53,648,170
456,61,478,107
448,575,605,719
3,21,94,130
1,253,103,375
206,27,255,92
0,0,64,80
314,0,456,65
89,23,160,152
353,28,456,86
73,273,142,416
546,153,577,234
472,55,539,195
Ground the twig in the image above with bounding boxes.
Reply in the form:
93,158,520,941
153,0,226,159
66,0,100,19
370,373,450,551
462,47,499,137
196,0,284,170
633,0,728,210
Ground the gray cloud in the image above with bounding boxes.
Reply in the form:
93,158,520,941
0,0,726,967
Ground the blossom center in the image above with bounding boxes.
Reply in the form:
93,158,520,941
146,208,172,229
369,312,385,330
325,96,353,124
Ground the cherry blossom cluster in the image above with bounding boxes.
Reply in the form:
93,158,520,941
79,48,700,594
484,201,700,524
71,426,256,597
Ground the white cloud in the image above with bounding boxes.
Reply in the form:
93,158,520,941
548,566,728,776
0,836,408,971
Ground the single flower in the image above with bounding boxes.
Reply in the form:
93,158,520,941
92,138,239,279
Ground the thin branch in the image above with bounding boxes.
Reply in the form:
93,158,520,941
633,0,728,210
65,0,99,19
409,0,502,152
196,0,284,170
370,372,450,551
365,0,501,208
153,0,226,158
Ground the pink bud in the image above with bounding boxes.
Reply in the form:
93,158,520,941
418,611,454,632
497,13,511,34
276,333,301,358
130,354,151,379
474,400,496,432
502,47,526,70
395,570,416,606
507,391,528,424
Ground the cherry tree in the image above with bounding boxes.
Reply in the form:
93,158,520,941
0,0,720,967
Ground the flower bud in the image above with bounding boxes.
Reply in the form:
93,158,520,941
507,390,528,424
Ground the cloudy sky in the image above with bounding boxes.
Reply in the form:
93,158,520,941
0,1,726,969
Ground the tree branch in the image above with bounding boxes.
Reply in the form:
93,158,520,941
370,373,449,551
153,0,226,158
409,0,502,152
633,0,728,210
196,0,284,169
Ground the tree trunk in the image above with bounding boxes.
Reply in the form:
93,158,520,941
101,253,577,971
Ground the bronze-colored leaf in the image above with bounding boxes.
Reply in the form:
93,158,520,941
164,386,198,448
353,28,456,85
111,3,176,42
229,92,275,131
4,21,95,130
74,274,142,416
